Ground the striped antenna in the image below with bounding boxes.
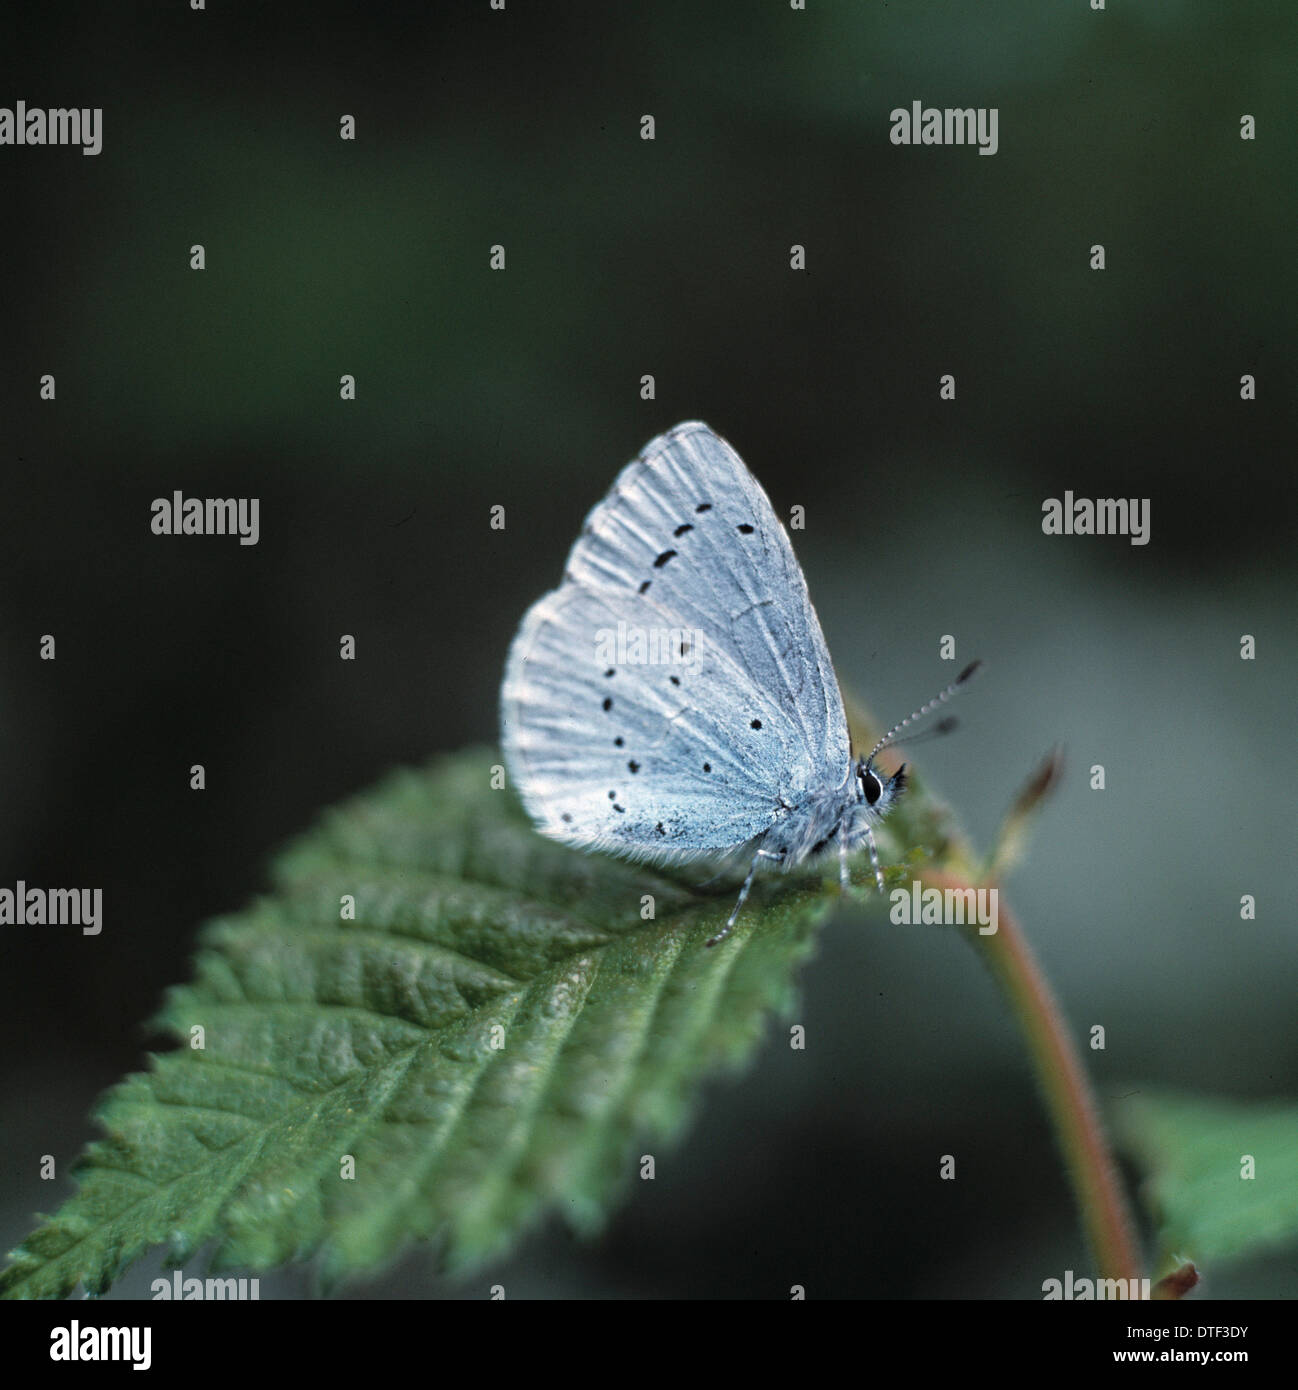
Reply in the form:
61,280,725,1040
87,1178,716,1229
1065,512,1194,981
863,660,982,769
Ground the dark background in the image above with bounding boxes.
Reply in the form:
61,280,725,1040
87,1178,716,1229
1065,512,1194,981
1,2,1294,1298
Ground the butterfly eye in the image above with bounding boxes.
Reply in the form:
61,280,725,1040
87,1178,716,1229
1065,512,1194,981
862,770,882,806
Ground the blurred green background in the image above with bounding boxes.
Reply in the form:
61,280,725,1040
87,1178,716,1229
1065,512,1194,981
1,2,1294,1298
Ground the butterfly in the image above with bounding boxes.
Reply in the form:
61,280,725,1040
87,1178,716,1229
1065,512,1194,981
501,421,976,944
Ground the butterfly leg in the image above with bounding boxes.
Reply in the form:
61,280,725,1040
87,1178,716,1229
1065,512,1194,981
706,848,781,947
862,822,886,892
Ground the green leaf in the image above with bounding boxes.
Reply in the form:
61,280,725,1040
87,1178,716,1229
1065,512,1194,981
1,747,864,1299
1114,1089,1298,1266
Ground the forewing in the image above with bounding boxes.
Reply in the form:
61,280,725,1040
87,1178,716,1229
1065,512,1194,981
562,422,850,784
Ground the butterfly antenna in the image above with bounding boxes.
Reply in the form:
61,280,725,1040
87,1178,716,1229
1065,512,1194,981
863,661,982,768
875,715,959,751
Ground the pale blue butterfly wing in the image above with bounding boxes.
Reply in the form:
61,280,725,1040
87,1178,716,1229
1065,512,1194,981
502,584,789,856
501,421,852,863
